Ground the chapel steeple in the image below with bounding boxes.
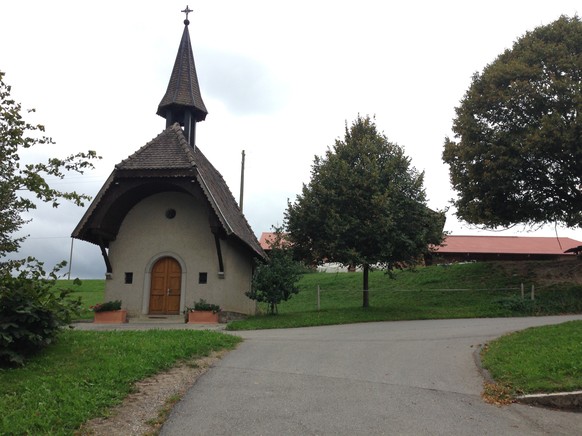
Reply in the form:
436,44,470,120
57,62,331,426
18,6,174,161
157,6,208,148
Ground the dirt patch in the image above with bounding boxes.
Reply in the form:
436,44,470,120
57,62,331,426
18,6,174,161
495,259,582,287
76,350,228,436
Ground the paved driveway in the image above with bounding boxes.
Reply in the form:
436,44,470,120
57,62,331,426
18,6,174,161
161,315,582,435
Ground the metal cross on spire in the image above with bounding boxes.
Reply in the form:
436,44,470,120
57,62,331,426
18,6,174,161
182,5,193,24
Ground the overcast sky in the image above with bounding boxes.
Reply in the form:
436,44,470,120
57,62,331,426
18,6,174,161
2,1,581,279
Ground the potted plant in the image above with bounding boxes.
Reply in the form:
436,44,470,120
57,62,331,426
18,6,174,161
185,299,221,324
91,300,128,324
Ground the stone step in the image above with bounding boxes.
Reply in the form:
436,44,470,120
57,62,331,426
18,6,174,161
132,315,186,323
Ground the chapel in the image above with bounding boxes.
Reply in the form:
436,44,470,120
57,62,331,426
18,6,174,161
72,8,266,318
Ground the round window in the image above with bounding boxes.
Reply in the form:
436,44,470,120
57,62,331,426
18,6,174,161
165,208,177,219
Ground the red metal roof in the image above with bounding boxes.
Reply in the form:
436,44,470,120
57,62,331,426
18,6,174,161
435,235,582,255
259,232,275,250
261,232,582,255
259,232,290,250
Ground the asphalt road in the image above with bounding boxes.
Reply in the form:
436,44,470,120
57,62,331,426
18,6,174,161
160,315,582,435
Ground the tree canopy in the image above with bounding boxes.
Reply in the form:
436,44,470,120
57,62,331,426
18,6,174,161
0,71,98,364
443,15,582,229
0,71,99,271
286,115,445,307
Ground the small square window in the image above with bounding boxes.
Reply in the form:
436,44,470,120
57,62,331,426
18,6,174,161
199,272,208,284
125,272,133,284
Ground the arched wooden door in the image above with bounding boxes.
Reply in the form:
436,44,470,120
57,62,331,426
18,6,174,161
149,257,181,315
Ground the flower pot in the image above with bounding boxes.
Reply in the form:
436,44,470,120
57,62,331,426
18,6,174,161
94,310,128,324
187,311,219,324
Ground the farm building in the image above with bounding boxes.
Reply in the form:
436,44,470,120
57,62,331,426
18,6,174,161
260,232,582,267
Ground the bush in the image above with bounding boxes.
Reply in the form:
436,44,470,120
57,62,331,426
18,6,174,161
495,287,582,316
0,260,82,366
90,300,122,312
187,299,221,313
495,295,536,314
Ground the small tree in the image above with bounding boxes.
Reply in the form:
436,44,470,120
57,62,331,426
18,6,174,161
246,228,303,315
286,115,445,307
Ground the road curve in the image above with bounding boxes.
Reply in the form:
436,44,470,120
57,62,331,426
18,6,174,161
161,315,582,435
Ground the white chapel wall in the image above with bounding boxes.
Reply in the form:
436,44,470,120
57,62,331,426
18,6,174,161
105,191,256,316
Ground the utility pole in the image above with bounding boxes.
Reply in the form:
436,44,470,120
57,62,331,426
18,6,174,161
239,149,245,211
68,238,74,280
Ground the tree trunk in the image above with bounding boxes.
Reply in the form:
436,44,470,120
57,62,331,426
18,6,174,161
363,264,369,308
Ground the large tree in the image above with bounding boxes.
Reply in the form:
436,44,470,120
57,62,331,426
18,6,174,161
443,15,582,229
0,71,98,271
286,115,445,307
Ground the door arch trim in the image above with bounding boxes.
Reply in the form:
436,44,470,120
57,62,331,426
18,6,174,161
142,252,187,315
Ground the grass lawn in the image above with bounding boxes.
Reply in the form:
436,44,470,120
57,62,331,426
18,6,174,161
481,320,582,394
0,329,241,435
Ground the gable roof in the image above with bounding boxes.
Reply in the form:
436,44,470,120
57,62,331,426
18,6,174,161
435,235,582,256
73,123,265,259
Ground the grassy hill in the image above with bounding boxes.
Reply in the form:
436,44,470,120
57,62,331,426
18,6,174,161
231,259,582,329
63,259,582,326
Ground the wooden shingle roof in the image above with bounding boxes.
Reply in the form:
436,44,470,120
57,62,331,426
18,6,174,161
73,124,265,259
116,124,195,170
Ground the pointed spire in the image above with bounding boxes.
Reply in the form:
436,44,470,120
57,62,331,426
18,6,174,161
157,6,208,147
